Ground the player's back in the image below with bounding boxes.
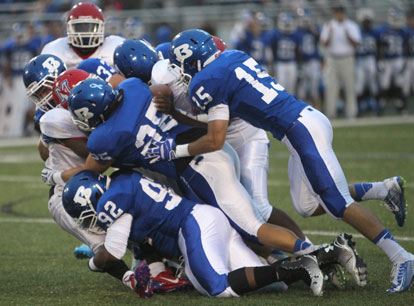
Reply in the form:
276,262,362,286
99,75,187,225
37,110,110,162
377,25,406,58
40,108,86,176
98,170,196,256
189,50,307,140
270,30,300,62
357,28,378,57
298,29,320,61
87,78,179,177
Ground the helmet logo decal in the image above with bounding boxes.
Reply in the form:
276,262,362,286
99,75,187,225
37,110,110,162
74,186,92,207
74,107,94,120
174,44,193,62
42,57,61,74
89,83,103,89
54,79,71,104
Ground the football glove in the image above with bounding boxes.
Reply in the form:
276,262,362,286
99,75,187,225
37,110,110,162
41,167,64,186
145,138,176,164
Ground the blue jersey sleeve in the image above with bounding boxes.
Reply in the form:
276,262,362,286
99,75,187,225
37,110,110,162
87,128,130,162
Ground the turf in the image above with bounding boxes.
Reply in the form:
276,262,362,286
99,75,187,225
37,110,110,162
0,123,413,305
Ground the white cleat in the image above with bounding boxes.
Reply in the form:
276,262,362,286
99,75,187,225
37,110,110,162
387,254,414,293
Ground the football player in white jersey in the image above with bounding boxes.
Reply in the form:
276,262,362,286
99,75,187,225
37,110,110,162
41,2,124,69
39,1,123,257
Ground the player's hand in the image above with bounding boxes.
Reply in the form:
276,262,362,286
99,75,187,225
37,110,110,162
41,167,63,186
144,138,176,164
152,95,174,115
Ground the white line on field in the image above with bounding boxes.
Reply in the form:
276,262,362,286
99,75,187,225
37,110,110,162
0,217,54,224
0,218,412,241
0,175,41,182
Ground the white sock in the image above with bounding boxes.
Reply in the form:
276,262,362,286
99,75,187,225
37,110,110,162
374,230,411,263
148,261,166,277
355,182,388,201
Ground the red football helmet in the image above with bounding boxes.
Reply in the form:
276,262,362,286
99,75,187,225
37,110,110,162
212,36,228,52
53,69,90,109
67,2,105,48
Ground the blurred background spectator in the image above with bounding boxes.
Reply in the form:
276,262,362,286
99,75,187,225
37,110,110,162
1,0,414,138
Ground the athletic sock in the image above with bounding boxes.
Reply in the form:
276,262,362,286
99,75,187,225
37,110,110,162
228,265,288,295
353,182,388,201
293,239,312,255
373,229,411,263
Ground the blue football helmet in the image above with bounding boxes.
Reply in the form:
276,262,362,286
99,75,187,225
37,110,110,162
113,39,157,83
169,29,219,78
155,42,171,60
62,170,110,234
23,54,67,111
68,78,119,132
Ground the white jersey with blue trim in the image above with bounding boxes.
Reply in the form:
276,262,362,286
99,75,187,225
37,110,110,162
39,108,87,178
41,35,124,69
188,50,308,140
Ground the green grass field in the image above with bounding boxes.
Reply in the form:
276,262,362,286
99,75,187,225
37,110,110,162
0,122,413,305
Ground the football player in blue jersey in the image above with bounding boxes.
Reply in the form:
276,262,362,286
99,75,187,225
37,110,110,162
159,29,413,293
62,169,368,297
296,9,322,109
2,22,42,137
403,9,414,99
355,8,380,115
231,11,273,71
377,8,408,113
66,41,368,287
269,12,302,93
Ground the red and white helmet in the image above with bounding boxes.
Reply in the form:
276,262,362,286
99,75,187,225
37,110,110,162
53,69,90,109
67,2,105,48
212,36,228,52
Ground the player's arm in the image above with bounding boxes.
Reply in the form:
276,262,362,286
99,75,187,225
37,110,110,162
37,138,49,161
152,93,207,129
88,214,146,295
186,119,228,155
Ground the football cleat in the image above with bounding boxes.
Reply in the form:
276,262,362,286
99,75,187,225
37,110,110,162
383,176,407,227
73,244,94,259
332,233,367,286
279,255,324,296
387,254,414,293
133,262,153,298
323,264,346,289
150,268,192,293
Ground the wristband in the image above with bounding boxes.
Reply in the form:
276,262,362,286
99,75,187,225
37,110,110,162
174,144,190,158
52,172,65,186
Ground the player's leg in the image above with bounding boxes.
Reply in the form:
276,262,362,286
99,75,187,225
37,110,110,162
283,107,414,292
378,59,392,113
309,59,322,110
324,56,339,119
235,139,305,239
339,56,357,119
178,204,323,297
180,149,315,255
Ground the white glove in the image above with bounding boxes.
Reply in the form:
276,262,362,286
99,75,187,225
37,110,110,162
41,167,64,186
